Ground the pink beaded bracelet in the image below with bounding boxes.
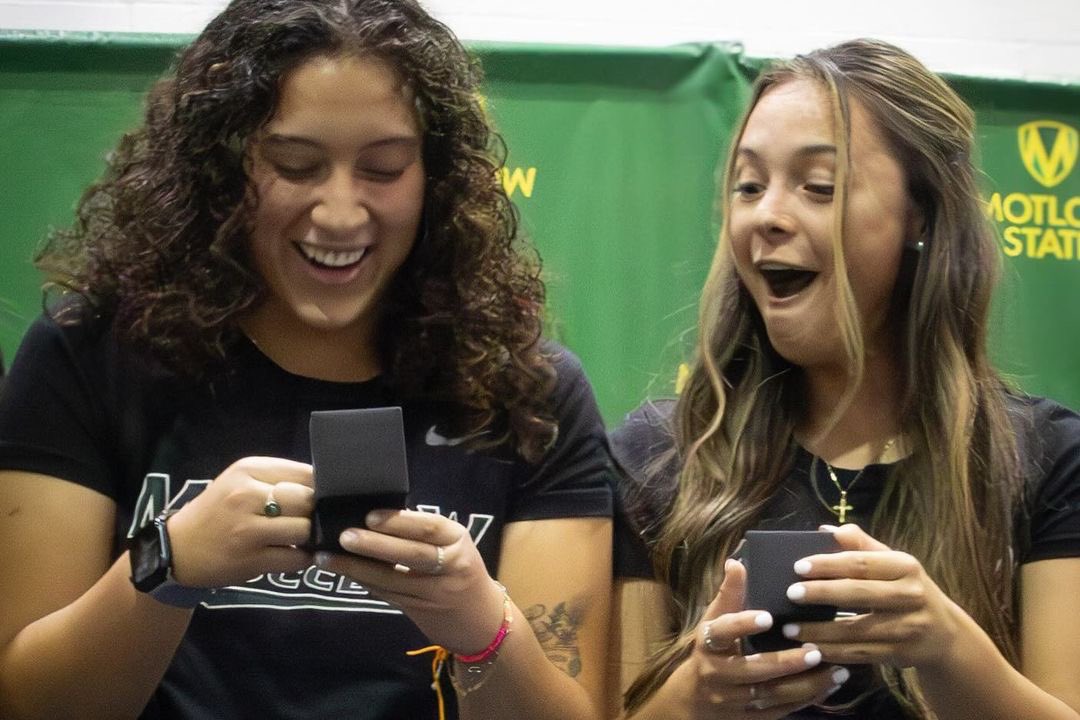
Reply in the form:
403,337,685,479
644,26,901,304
455,582,513,664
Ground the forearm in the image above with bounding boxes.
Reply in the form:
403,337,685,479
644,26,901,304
918,612,1079,720
456,603,601,720
0,553,192,720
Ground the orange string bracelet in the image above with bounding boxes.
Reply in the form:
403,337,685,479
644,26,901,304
405,645,449,720
407,582,513,718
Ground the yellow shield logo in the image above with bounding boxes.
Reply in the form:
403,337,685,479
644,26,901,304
1018,120,1078,188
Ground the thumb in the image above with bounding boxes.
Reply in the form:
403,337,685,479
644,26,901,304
702,558,747,622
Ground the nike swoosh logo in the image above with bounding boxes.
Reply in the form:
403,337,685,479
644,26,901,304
425,425,468,447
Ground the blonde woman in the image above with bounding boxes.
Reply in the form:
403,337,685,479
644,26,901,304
611,39,1080,719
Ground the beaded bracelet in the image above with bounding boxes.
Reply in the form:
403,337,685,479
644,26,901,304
448,582,513,697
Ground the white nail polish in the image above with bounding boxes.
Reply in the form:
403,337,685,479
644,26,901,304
793,559,812,575
832,667,850,685
755,612,773,628
787,583,806,601
804,649,822,667
782,623,799,639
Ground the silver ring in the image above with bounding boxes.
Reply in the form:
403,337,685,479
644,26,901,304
263,491,281,517
431,545,446,574
702,620,723,652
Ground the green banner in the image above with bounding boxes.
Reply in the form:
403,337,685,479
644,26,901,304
1,33,1077,421
949,76,1080,410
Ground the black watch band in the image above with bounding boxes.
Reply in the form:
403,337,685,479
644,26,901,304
129,510,212,609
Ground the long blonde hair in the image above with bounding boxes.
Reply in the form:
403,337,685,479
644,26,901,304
626,39,1023,716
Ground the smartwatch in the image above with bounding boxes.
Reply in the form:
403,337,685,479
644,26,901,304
129,510,211,608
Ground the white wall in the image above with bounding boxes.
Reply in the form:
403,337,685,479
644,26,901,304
1,0,1078,84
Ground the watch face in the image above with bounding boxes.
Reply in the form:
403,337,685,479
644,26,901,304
130,518,169,592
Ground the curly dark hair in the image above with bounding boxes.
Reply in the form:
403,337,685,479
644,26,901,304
37,0,558,462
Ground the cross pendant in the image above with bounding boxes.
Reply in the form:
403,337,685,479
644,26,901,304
832,490,853,524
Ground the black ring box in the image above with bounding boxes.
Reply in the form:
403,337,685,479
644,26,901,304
308,407,410,553
734,530,841,653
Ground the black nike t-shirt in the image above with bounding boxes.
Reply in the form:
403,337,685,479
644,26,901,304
0,310,614,720
611,397,1080,719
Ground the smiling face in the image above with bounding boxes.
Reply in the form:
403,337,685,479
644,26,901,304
727,79,920,371
244,52,425,362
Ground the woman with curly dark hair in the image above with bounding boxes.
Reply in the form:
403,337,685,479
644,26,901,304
0,2,613,719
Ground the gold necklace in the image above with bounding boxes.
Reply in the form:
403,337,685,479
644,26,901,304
809,438,896,523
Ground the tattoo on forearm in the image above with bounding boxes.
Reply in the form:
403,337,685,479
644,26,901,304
524,599,584,678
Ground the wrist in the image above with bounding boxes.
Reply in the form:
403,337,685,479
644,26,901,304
448,581,513,698
450,579,511,657
128,509,212,609
914,600,992,678
455,582,512,662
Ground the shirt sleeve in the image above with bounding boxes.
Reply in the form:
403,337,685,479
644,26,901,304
1020,396,1080,563
0,311,119,497
506,345,614,522
610,400,679,579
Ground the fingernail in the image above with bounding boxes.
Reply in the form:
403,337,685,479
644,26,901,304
314,552,331,567
744,653,762,662
366,510,387,527
782,623,800,639
831,667,850,685
804,647,822,667
793,559,812,575
820,524,839,532
787,583,806,601
754,612,773,629
339,530,358,547
827,684,842,696
393,563,411,574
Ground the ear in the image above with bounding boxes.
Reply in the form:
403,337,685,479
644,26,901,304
904,200,928,252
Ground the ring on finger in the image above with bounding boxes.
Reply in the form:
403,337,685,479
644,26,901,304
431,545,446,575
263,490,282,518
744,683,771,711
701,620,724,653
701,621,742,655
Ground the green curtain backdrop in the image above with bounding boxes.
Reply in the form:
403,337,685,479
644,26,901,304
1,33,1077,423
949,77,1080,410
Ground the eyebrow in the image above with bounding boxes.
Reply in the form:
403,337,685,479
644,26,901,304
261,134,420,151
261,134,317,150
736,144,837,162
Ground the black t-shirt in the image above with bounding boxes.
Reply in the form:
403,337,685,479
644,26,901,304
611,397,1080,719
0,311,614,720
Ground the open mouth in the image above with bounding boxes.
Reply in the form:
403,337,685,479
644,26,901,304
295,243,368,270
758,263,818,299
